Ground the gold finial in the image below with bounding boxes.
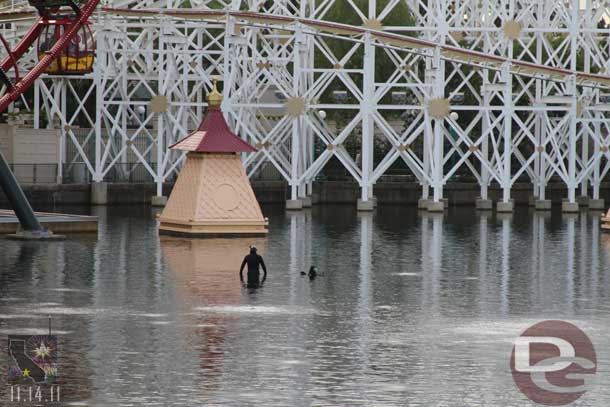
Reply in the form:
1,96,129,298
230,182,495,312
207,76,223,107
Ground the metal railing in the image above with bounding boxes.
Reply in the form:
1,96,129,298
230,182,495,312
62,162,163,184
250,161,283,181
9,163,58,184
8,160,544,186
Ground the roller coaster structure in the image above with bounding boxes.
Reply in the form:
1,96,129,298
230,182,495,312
4,0,610,217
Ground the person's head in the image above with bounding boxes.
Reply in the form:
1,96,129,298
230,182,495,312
250,246,257,255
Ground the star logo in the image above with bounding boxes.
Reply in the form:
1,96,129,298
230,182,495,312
22,368,30,377
34,342,51,359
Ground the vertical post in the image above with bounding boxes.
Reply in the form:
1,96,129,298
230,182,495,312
155,19,166,199
479,0,490,205
420,60,433,207
593,113,601,201
34,79,40,129
480,76,490,202
579,109,589,200
358,29,375,211
156,115,164,197
298,0,309,203
563,0,579,212
427,0,447,211
581,2,592,202
429,45,445,210
287,23,303,210
498,61,513,212
90,29,108,205
359,32,375,209
93,31,104,183
58,79,66,184
533,0,544,206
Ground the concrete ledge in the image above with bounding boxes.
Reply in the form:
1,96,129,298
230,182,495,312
6,230,65,241
535,200,552,211
497,201,514,213
589,199,605,210
562,201,579,213
301,196,312,208
12,180,610,207
475,198,493,210
577,196,590,207
151,196,167,207
357,199,375,211
418,199,430,209
427,201,445,212
286,199,303,210
0,209,97,234
91,182,108,205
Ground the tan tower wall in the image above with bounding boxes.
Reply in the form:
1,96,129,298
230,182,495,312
159,152,268,237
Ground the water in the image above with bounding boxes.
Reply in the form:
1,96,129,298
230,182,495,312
1,205,610,406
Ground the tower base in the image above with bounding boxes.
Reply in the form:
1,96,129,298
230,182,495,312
158,218,268,238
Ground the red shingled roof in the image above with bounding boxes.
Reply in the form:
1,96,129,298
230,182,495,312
170,106,256,153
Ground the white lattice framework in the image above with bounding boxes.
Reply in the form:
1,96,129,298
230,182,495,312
11,0,610,207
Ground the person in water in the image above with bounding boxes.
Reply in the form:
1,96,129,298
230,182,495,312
239,247,267,288
308,266,317,280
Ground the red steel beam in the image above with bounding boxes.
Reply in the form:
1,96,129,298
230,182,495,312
0,18,43,73
0,0,99,112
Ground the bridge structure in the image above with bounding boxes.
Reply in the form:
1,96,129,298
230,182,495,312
3,0,610,215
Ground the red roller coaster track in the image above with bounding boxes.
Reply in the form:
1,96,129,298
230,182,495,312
0,0,99,112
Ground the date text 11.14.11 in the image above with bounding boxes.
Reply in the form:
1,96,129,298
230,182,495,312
8,385,60,404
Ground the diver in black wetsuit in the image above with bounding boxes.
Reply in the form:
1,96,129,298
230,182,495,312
239,247,267,288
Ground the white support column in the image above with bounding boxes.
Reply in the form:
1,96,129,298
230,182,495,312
564,0,580,212
592,113,601,201
581,0,593,194
58,79,66,184
427,0,447,212
93,33,104,183
120,64,128,181
419,60,433,209
432,113,443,204
358,29,375,211
478,67,491,210
155,21,167,199
580,93,589,201
428,44,445,212
155,115,164,198
298,0,310,204
498,62,514,212
480,81,490,202
33,79,40,129
288,24,304,210
534,2,545,205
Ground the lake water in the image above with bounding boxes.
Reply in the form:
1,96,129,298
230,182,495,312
1,205,610,406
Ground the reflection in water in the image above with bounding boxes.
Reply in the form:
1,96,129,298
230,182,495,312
162,237,265,396
1,206,610,405
499,213,511,315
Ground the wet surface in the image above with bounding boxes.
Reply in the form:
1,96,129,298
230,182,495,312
1,205,610,406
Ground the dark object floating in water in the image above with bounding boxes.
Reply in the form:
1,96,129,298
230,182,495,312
301,266,321,279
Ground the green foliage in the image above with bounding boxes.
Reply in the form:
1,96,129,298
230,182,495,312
314,0,417,105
